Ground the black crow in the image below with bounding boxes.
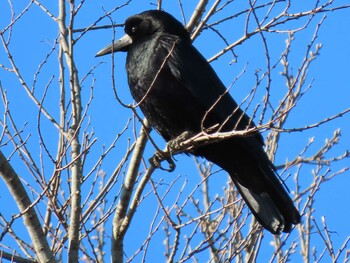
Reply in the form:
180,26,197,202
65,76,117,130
96,10,300,234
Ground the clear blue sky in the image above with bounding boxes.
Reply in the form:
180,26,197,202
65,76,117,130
0,1,349,261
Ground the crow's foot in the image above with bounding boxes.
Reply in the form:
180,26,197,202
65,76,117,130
149,150,176,172
167,131,195,152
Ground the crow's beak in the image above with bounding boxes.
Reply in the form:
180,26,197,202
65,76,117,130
95,34,132,57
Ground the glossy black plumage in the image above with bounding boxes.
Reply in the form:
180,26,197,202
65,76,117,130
97,10,301,234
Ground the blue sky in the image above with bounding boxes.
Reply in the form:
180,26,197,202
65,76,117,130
0,0,349,261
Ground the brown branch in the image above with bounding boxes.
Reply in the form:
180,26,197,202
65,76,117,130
0,250,37,263
111,120,151,263
57,0,84,261
0,151,56,263
186,0,209,33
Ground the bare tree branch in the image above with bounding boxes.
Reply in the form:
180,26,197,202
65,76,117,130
0,151,55,263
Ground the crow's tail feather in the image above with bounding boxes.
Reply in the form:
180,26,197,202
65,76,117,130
230,175,300,234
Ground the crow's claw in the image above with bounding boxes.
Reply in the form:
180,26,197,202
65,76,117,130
167,131,195,152
149,150,176,172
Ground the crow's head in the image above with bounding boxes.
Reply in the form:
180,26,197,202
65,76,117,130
96,10,190,56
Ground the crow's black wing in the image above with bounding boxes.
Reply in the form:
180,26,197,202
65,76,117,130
159,35,262,141
158,34,300,234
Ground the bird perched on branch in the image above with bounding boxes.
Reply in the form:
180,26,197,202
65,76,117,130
96,10,300,234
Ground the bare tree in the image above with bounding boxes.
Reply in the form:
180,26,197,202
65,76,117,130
0,0,349,262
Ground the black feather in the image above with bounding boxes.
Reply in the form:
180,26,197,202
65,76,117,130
97,10,301,234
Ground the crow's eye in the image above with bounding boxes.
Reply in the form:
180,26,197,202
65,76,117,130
131,26,138,33
125,17,151,38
